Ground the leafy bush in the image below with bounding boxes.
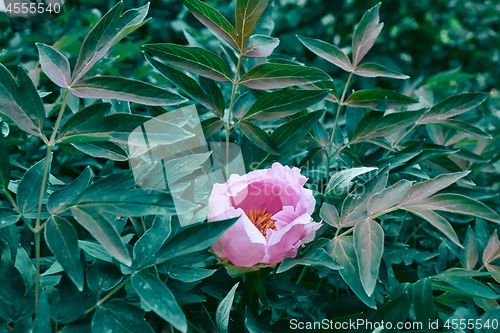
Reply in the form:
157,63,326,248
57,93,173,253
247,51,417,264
1,0,500,332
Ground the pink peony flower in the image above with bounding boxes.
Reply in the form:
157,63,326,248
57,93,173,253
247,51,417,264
208,162,321,267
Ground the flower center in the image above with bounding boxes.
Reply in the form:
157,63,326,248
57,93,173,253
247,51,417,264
245,208,276,237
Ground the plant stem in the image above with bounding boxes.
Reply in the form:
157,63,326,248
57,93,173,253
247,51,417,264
336,227,354,238
385,122,418,157
225,54,243,178
34,89,69,314
296,266,308,285
82,275,132,317
334,207,398,238
252,153,270,171
370,206,398,219
3,189,35,232
325,72,353,182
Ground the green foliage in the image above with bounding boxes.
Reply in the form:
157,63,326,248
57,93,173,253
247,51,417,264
1,0,500,332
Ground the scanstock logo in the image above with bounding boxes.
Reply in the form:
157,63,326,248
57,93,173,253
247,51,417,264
127,105,246,226
2,0,78,32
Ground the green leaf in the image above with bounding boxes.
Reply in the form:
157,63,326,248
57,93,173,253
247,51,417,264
92,300,154,333
72,2,150,82
169,267,217,283
485,264,500,284
57,103,194,144
411,194,500,223
242,35,280,58
434,268,500,278
354,219,384,296
352,2,383,66
70,76,187,106
235,0,268,48
233,91,257,119
244,308,272,333
131,271,187,333
482,230,500,264
238,63,332,90
17,156,51,214
418,93,489,124
344,88,418,108
36,43,71,87
297,35,352,72
71,206,132,266
325,167,377,197
144,53,224,117
460,227,478,270
0,248,35,322
133,215,171,268
0,208,20,228
367,179,412,217
144,54,222,116
216,282,239,333
433,119,492,138
32,290,51,333
87,260,123,296
199,77,225,117
239,120,280,155
153,217,239,265
0,134,10,191
243,89,329,121
0,64,46,137
354,62,409,79
270,109,325,157
49,276,95,324
143,44,232,81
78,240,112,263
202,117,224,138
48,167,92,215
413,278,435,323
327,237,376,308
68,171,197,216
180,0,238,50
320,203,340,228
14,246,36,294
433,276,499,299
277,248,341,273
340,167,389,227
163,152,212,184
351,109,425,143
398,171,470,206
72,142,129,161
403,207,461,247
45,216,84,291
302,79,339,103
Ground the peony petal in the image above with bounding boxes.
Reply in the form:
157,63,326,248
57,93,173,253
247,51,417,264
234,180,284,215
272,206,298,230
211,230,228,262
263,213,320,263
207,192,233,221
212,208,266,267
297,188,316,215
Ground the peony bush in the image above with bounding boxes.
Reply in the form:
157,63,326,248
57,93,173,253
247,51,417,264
1,0,500,332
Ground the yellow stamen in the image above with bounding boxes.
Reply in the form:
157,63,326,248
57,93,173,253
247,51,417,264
245,208,276,237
